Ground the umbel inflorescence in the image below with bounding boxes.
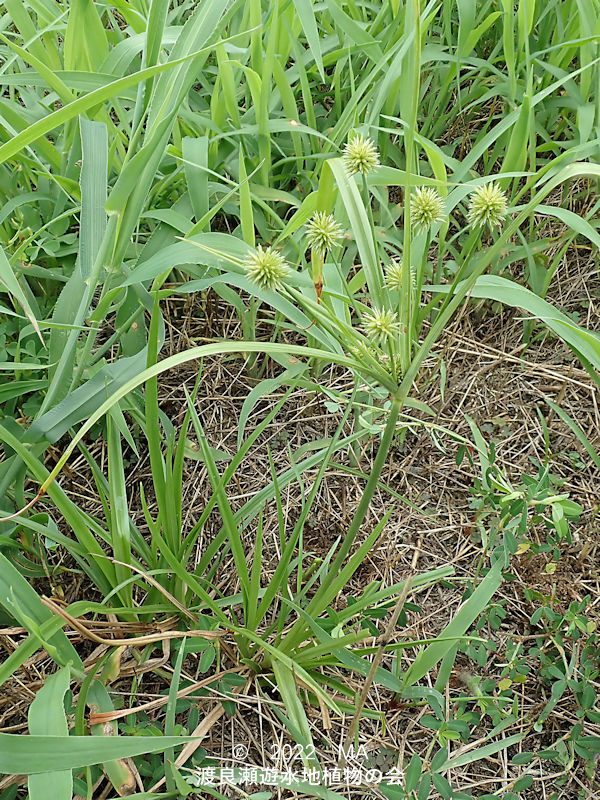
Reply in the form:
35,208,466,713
243,131,510,328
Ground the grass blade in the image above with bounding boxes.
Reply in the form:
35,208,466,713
0,733,201,775
28,666,72,800
0,552,83,672
0,245,43,344
404,559,504,687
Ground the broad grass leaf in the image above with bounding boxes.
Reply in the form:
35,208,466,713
0,733,201,775
534,203,600,251
0,51,220,166
30,350,148,443
328,158,382,307
466,275,600,371
404,559,503,686
43,117,107,411
0,245,43,345
28,666,72,800
436,733,523,771
291,0,325,81
64,0,108,71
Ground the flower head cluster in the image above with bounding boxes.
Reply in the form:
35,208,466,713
305,211,343,257
411,187,445,231
363,307,400,342
343,133,380,176
467,182,508,229
243,245,290,291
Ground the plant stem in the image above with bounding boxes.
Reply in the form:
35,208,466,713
330,394,402,569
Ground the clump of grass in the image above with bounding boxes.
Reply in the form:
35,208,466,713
0,0,599,797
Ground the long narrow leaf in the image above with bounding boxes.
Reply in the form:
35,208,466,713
404,559,503,686
28,666,72,800
0,734,202,775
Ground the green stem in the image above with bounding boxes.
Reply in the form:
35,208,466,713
401,193,413,375
243,296,260,376
361,172,381,294
430,227,481,324
400,0,421,374
332,393,401,563
331,251,363,321
412,230,430,343
69,214,120,392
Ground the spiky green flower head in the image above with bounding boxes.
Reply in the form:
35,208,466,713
243,245,290,291
467,181,508,229
363,307,400,342
306,211,344,257
384,259,403,290
385,260,417,292
411,186,445,231
343,133,380,176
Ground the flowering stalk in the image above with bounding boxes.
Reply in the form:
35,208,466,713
400,6,421,375
306,211,343,303
430,181,509,327
362,172,381,270
403,184,446,360
412,228,431,343
311,251,324,303
343,132,382,293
